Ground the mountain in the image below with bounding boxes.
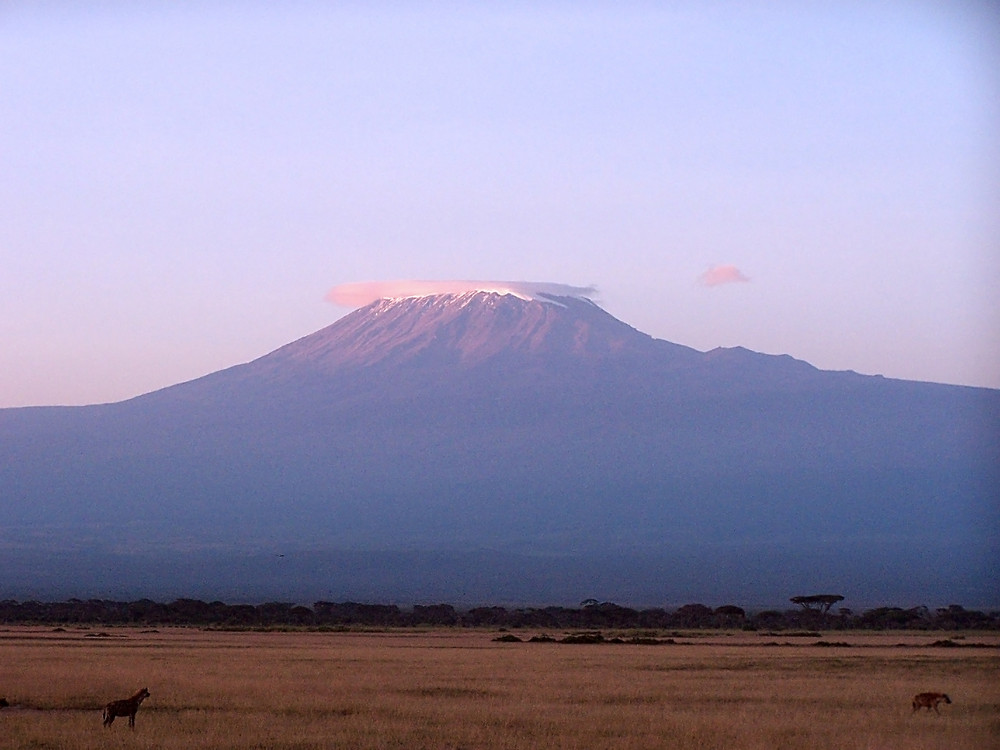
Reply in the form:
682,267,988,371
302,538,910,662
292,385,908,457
2,291,998,606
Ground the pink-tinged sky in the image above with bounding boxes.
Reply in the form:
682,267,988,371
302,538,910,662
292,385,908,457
1,2,998,407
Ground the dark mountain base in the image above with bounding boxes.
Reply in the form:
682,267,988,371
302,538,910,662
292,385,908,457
2,540,993,610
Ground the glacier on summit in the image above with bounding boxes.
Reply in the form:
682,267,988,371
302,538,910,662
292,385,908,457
326,280,598,307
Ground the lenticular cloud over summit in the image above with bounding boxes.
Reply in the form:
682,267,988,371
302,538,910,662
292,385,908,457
326,280,597,308
698,265,750,287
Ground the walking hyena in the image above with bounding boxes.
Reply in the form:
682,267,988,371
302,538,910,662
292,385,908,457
912,692,951,714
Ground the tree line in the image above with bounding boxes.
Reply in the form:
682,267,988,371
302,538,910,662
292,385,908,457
0,598,996,630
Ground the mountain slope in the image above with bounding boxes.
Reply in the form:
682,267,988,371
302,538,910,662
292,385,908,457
1,291,997,605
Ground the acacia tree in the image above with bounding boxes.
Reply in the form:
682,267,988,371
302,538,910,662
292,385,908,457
790,594,844,614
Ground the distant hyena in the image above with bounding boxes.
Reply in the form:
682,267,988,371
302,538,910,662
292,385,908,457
912,692,951,714
103,687,150,729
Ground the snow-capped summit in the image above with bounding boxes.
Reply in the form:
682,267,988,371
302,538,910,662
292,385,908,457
326,279,597,307
262,289,692,373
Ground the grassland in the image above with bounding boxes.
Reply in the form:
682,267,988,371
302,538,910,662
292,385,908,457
1,626,997,749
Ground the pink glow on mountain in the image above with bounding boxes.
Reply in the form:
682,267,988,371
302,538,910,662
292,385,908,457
326,280,597,307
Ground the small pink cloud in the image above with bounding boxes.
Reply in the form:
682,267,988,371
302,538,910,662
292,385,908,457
698,264,750,287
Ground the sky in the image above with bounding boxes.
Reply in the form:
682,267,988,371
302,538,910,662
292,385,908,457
2,1,999,407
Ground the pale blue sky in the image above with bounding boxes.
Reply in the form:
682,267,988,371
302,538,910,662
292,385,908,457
2,1,998,407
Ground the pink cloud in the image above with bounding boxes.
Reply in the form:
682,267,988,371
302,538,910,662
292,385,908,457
698,264,750,287
326,280,457,307
326,280,597,307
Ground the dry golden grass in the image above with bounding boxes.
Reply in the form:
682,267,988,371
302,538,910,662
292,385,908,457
0,626,997,749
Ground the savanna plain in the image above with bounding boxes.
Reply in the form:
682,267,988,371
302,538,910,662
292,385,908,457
1,626,997,750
